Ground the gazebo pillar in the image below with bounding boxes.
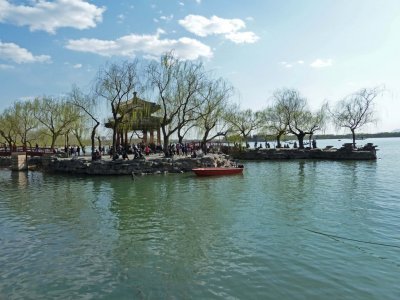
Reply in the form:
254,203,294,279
157,128,161,145
143,129,148,144
150,130,154,144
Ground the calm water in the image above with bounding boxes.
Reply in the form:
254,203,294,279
1,138,399,299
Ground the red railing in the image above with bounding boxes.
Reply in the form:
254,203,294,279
0,146,56,157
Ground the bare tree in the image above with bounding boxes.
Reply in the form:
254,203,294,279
225,106,263,147
330,87,381,147
175,60,206,143
33,97,81,149
0,108,18,150
196,78,233,152
5,100,38,150
273,88,322,149
304,103,328,146
68,86,101,159
147,52,204,155
261,104,287,148
95,60,142,156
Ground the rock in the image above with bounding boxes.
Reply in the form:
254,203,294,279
228,145,377,160
36,153,237,176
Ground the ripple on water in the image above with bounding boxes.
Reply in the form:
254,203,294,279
1,139,400,299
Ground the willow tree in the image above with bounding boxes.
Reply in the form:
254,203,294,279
175,61,206,144
147,52,205,155
196,78,233,152
68,86,101,159
304,103,328,146
11,100,38,149
33,97,81,149
225,106,263,148
330,87,381,147
261,104,287,148
0,108,18,150
95,60,142,156
273,88,325,149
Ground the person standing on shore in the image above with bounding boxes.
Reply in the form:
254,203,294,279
145,145,151,156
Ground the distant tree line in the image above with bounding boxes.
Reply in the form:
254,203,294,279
0,51,384,159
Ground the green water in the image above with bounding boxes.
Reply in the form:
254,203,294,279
1,138,399,299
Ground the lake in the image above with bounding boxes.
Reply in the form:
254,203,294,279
1,138,399,299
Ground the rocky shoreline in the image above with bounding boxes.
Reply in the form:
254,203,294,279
227,143,378,160
0,153,237,175
0,143,378,175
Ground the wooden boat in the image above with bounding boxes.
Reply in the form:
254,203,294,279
192,167,244,176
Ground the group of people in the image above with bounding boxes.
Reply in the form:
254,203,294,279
108,143,158,160
64,145,85,157
62,141,214,161
251,139,317,149
167,142,208,157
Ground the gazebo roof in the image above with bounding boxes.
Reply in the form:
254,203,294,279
119,93,160,114
105,93,162,131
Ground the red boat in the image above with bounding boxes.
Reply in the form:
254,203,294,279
192,167,244,176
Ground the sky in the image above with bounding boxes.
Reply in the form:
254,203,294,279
1,0,400,133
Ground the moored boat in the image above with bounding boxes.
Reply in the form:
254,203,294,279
192,166,244,176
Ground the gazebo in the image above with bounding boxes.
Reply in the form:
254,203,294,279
105,92,162,146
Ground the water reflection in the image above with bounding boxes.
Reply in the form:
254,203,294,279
11,170,29,188
0,138,399,299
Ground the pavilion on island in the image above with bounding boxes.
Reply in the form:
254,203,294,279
105,92,162,147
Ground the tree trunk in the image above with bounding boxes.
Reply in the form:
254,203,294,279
163,136,169,157
201,139,207,153
276,134,282,148
177,128,184,144
162,126,170,157
97,136,102,151
112,122,118,159
297,133,306,149
91,122,99,161
201,129,211,153
51,136,56,150
351,129,356,148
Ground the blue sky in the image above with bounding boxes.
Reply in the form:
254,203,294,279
1,0,399,132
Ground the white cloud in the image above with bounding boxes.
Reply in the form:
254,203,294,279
179,2,184,6
179,15,245,37
65,30,213,60
73,63,82,69
178,14,259,44
297,60,304,64
310,58,333,68
195,0,202,3
0,0,105,34
225,31,259,44
280,61,292,68
0,41,51,64
160,14,174,22
0,63,14,70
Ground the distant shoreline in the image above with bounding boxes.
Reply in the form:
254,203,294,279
314,132,400,140
247,132,400,142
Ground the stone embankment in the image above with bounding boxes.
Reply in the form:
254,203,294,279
228,143,378,160
0,157,11,167
40,154,236,175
